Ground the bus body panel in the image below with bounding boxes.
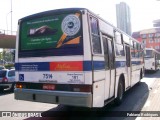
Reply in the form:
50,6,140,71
92,80,105,107
15,8,94,107
99,20,114,37
92,56,105,82
131,70,139,86
104,70,111,100
131,58,141,86
82,10,93,85
16,56,86,84
15,88,92,107
125,67,131,89
17,71,85,84
15,8,144,108
82,10,92,61
145,58,156,70
98,20,117,101
115,75,120,98
109,69,116,97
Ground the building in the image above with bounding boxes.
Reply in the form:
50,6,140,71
116,2,132,35
153,19,160,27
0,29,16,49
132,28,160,51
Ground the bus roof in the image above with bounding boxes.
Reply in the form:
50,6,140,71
145,48,160,54
19,8,86,21
18,7,141,45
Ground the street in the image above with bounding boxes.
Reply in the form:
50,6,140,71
0,70,159,120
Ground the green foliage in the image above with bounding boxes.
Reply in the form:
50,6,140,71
4,64,15,69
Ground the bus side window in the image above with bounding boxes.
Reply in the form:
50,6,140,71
131,40,135,58
139,45,143,57
90,16,102,54
115,44,124,57
137,44,141,57
114,31,125,57
125,46,131,67
135,42,139,58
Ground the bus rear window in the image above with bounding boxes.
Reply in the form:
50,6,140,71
145,50,154,58
19,12,83,57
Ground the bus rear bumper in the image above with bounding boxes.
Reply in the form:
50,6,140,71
14,88,92,107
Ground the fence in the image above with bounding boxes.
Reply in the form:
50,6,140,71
0,29,16,35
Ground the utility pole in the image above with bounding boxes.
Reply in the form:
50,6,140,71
11,0,12,35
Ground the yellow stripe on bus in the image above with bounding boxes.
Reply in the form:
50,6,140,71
56,33,67,48
56,13,80,48
64,36,80,45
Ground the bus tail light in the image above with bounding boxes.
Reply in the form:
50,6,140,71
16,83,23,89
152,62,155,66
73,85,92,92
43,84,55,90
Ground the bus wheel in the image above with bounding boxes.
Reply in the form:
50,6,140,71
115,79,124,106
0,88,4,93
140,70,143,80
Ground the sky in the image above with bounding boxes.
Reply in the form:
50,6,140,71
0,0,160,33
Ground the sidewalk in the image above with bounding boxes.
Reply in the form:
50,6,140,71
137,78,160,120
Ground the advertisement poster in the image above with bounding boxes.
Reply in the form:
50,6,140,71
20,13,82,51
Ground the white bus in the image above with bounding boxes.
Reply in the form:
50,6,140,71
15,8,144,108
144,48,160,71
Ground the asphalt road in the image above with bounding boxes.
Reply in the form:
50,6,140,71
0,70,158,120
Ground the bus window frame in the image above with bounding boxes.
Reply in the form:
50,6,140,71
89,15,102,55
114,30,125,58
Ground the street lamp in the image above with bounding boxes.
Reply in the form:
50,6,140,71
11,0,12,35
6,11,11,34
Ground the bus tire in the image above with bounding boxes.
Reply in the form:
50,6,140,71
0,88,4,92
115,79,124,106
140,69,143,80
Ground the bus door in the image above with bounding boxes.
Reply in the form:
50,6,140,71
155,53,158,70
102,35,115,99
125,44,131,88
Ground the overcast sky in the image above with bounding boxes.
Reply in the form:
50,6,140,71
0,0,160,33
